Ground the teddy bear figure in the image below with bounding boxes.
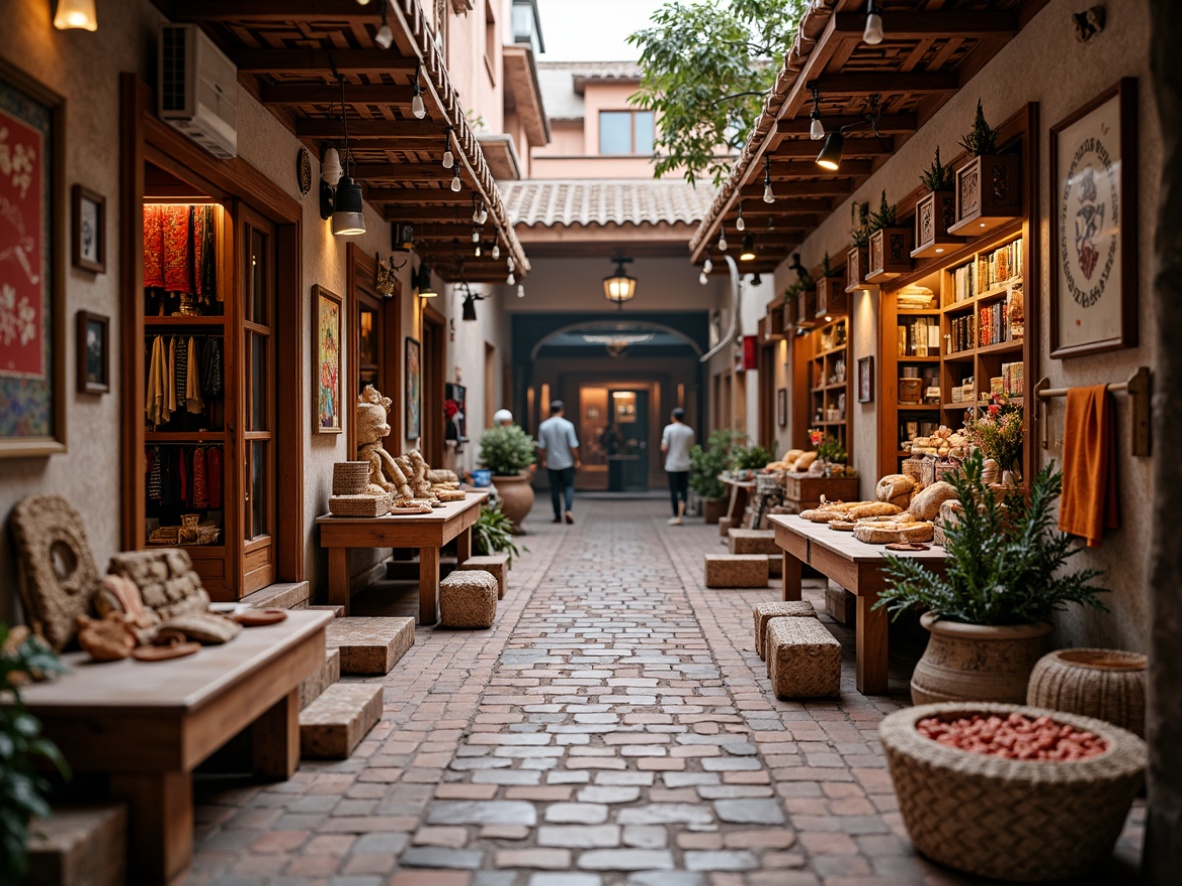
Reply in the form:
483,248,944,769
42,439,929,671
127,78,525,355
406,450,443,506
357,385,415,502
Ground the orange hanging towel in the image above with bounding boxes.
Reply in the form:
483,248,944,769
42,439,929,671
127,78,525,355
1058,385,1119,547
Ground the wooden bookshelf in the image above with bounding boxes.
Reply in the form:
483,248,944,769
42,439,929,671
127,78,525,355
793,316,852,456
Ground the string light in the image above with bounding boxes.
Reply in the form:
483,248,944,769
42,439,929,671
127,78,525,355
717,230,728,252
442,128,454,168
863,0,884,45
411,60,426,119
450,167,462,192
374,0,393,48
762,155,775,204
699,271,708,285
491,243,500,260
703,257,713,274
810,86,824,140
735,203,745,232
507,271,516,285
517,284,525,298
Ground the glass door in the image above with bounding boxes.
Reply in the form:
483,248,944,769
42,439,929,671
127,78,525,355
239,206,276,594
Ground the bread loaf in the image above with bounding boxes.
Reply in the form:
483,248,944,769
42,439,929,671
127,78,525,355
853,521,934,545
908,481,959,521
876,474,917,507
793,451,818,471
848,502,903,520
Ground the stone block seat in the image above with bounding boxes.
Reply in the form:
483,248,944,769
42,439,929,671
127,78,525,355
27,804,127,886
766,616,842,698
300,683,384,759
439,569,498,628
752,600,818,660
456,553,509,599
326,616,415,675
728,528,779,556
705,554,768,589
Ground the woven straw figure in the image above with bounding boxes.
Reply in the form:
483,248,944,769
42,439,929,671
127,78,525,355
406,450,442,506
357,385,415,501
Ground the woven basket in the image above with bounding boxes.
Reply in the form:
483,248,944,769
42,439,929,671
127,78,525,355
880,702,1146,882
766,616,841,697
901,456,925,485
752,601,817,661
1027,649,1147,738
329,493,391,517
332,461,371,495
439,570,498,628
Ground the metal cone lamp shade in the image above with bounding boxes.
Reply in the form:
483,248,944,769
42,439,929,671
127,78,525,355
816,131,844,171
739,233,756,262
415,263,437,298
462,295,478,322
331,176,366,235
603,258,637,306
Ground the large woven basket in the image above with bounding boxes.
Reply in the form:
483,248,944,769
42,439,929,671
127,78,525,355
332,461,371,495
329,493,391,517
880,702,1145,882
1027,648,1147,738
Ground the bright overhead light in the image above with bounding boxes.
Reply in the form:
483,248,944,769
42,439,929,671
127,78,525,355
739,234,756,262
864,0,884,44
603,257,637,307
54,0,97,30
816,131,844,171
331,177,366,235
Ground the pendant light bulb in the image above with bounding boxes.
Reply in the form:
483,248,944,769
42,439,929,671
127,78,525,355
735,207,745,232
762,155,774,203
491,243,501,260
739,233,756,262
442,149,454,169
717,231,728,252
478,206,488,225
53,0,97,30
703,257,713,275
474,243,482,257
450,171,462,192
411,91,426,119
699,272,708,286
472,227,481,244
763,181,775,204
375,24,394,49
507,271,516,285
863,1,884,44
507,256,515,272
517,284,525,298
810,116,825,140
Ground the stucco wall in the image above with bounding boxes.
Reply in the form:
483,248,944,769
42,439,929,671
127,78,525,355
770,0,1159,650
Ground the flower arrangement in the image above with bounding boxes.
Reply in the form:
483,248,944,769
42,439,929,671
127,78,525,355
809,428,848,465
969,397,1024,472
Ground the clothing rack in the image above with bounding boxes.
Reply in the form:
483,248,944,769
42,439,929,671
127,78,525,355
1033,366,1151,456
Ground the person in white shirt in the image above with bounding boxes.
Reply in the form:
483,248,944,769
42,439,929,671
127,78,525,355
537,400,580,524
661,408,695,525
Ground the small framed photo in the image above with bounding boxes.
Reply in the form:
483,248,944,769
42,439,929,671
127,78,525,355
71,184,106,273
405,337,421,441
857,356,875,403
314,285,343,434
76,310,109,394
776,388,788,427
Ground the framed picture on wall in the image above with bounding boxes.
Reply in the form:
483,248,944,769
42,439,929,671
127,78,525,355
405,337,421,440
857,356,875,403
776,388,788,427
314,285,343,434
75,310,109,394
71,184,105,273
1050,77,1138,358
0,60,66,458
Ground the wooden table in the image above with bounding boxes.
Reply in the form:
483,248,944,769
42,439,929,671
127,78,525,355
769,514,947,695
21,610,332,884
317,491,488,622
720,477,756,528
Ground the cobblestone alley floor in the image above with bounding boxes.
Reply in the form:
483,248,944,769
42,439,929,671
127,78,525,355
186,498,1145,886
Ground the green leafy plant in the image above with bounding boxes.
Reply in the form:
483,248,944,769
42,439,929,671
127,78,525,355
472,502,525,563
731,443,777,471
1,623,69,879
629,0,809,186
920,145,953,192
477,425,536,476
783,280,802,304
867,190,898,233
850,201,871,246
874,450,1109,626
819,251,835,278
959,99,998,157
689,429,745,499
808,429,847,464
970,398,1025,471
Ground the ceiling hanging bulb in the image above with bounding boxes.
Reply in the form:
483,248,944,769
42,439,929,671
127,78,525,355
735,204,745,232
762,156,775,204
739,233,756,262
507,271,516,285
450,168,462,192
410,61,426,119
54,0,97,30
330,75,365,236
703,257,713,275
442,129,454,169
374,0,394,48
491,243,501,260
474,242,482,257
471,226,481,244
507,256,515,272
809,86,825,140
816,130,845,171
699,271,708,286
517,284,525,298
863,0,884,45
717,230,728,252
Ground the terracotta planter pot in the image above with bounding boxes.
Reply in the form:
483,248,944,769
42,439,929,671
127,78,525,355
881,702,1145,882
702,497,726,524
911,612,1052,705
491,474,534,532
1027,648,1147,737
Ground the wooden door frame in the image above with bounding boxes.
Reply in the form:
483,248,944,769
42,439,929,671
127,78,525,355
120,74,305,588
420,304,447,466
346,244,401,456
757,342,775,448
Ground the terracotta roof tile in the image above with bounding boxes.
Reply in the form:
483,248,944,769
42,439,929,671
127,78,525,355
502,179,718,228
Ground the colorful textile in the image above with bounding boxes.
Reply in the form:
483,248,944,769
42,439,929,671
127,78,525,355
162,206,192,293
145,336,171,426
143,205,164,288
192,446,208,509
185,336,203,413
206,445,223,508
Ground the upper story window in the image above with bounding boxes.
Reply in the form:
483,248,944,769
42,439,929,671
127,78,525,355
599,110,655,155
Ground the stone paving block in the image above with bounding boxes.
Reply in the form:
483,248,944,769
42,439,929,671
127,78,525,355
713,798,786,824
299,683,384,759
576,849,675,871
766,617,841,698
537,825,622,848
704,554,768,589
299,646,341,709
400,846,485,869
27,804,127,886
426,801,538,827
326,616,415,675
727,528,779,556
457,554,509,599
684,850,760,871
752,601,817,660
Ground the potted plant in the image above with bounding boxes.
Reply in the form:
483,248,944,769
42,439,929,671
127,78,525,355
845,202,871,293
912,146,964,258
1,623,69,880
731,443,777,479
814,252,847,316
949,100,1021,234
471,501,525,566
865,190,913,281
477,424,536,532
689,429,741,523
875,449,1109,705
809,429,852,477
968,397,1025,484
792,266,818,329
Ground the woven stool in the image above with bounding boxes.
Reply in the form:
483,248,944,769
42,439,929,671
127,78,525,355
766,617,841,698
705,554,768,588
457,554,509,599
752,601,817,660
439,569,498,628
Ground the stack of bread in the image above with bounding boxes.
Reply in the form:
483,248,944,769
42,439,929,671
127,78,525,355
764,449,818,473
797,474,960,546
905,424,971,459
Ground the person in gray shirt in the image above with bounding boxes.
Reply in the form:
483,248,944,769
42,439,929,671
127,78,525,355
661,408,695,525
538,400,580,524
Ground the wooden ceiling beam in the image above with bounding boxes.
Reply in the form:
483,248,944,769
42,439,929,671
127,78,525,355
808,71,959,96
831,11,1018,40
165,0,378,20
736,179,853,199
261,83,416,106
770,114,916,140
734,198,834,215
363,190,469,205
232,49,417,75
769,139,892,160
296,119,446,139
765,159,875,180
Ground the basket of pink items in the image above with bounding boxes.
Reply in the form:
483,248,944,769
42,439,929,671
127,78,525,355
879,702,1145,882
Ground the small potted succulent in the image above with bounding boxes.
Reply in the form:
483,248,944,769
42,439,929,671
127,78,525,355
814,252,847,317
865,190,913,281
477,424,537,532
949,100,1022,234
912,146,964,258
845,201,871,293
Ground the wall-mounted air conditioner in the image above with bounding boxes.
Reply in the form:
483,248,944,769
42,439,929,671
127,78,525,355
158,24,238,160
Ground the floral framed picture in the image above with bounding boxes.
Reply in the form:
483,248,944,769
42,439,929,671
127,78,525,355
1050,78,1138,358
71,184,105,273
314,285,343,434
0,60,66,458
75,310,108,394
405,337,421,441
